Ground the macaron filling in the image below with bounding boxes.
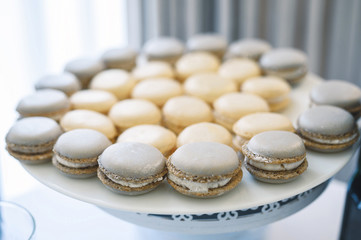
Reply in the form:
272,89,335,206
168,174,231,193
299,130,358,145
53,154,98,168
247,157,305,171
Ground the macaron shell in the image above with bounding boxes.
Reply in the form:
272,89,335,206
108,99,161,130
233,112,294,139
246,131,306,160
70,89,117,113
7,147,53,164
16,89,70,115
170,142,239,176
102,47,137,65
35,73,81,95
242,76,291,99
6,117,63,146
64,58,105,87
310,80,361,108
228,38,271,60
177,122,233,148
297,105,355,136
260,48,307,70
60,109,117,140
90,69,136,100
184,73,237,104
162,96,213,128
144,37,184,58
218,58,261,86
132,61,175,81
116,124,176,155
213,92,270,120
131,78,183,107
98,142,166,178
54,129,112,159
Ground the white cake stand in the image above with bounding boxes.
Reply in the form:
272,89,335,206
21,74,360,235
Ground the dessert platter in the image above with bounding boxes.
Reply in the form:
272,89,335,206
19,74,359,234
6,35,361,235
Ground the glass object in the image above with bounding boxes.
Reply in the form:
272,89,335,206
340,152,361,240
0,201,36,240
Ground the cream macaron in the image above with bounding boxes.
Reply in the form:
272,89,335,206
60,109,117,141
175,52,220,82
219,58,261,88
52,129,112,178
259,48,308,84
167,142,243,198
132,61,175,82
187,33,227,59
177,122,233,148
16,89,70,121
162,96,213,134
131,78,183,107
143,37,184,65
6,117,63,164
90,69,136,100
213,92,270,131
108,99,161,132
184,73,237,104
70,89,117,114
101,47,137,71
97,142,167,195
233,112,295,151
64,58,104,88
241,76,291,111
227,38,271,61
117,124,177,157
35,72,81,96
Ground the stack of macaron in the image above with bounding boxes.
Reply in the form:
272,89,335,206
7,33,360,199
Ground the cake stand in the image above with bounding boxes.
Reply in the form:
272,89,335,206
21,74,360,235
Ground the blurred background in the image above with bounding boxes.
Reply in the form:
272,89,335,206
1,0,360,86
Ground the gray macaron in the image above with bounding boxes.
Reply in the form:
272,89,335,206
6,117,63,164
242,131,308,184
297,105,359,152
101,47,137,71
97,142,167,195
52,129,112,178
167,142,243,198
228,38,271,61
310,80,361,118
64,58,105,88
259,48,308,84
35,72,81,96
143,37,184,65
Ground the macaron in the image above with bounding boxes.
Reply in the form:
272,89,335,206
34,72,81,96
52,129,112,178
117,124,176,157
242,131,308,183
143,37,184,65
108,99,161,132
184,73,237,104
162,96,213,134
259,48,308,84
131,78,183,107
213,92,270,131
70,89,117,114
167,142,243,198
241,76,291,111
16,89,70,121
90,69,136,100
177,122,233,148
310,80,361,118
187,33,227,59
132,61,175,82
227,38,271,61
233,113,295,151
64,58,105,88
175,52,220,82
6,117,63,164
97,142,167,195
218,58,261,88
60,109,117,141
101,47,137,71
296,105,359,152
